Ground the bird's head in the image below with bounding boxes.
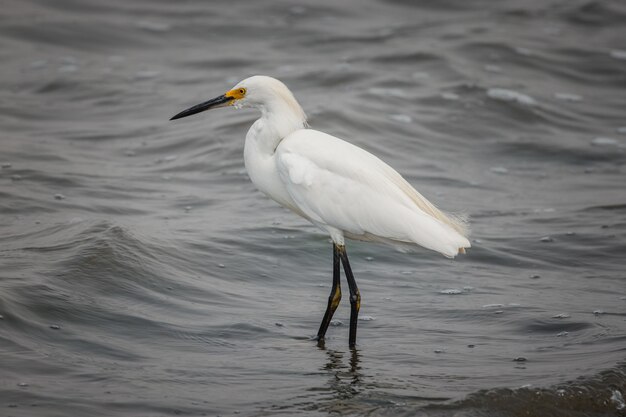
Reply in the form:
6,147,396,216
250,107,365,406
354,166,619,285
170,75,305,123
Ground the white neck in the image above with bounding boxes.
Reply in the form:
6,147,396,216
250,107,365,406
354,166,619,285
242,98,306,213
245,95,307,155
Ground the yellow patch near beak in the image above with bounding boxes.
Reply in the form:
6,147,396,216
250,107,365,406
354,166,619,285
225,87,246,101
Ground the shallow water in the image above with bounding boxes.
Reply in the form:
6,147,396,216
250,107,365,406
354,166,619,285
1,0,626,416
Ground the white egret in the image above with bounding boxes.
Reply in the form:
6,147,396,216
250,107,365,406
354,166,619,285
171,75,470,348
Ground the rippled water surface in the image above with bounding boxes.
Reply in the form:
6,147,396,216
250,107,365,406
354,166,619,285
1,0,626,416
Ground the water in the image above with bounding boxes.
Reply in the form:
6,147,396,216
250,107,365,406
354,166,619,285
1,0,626,415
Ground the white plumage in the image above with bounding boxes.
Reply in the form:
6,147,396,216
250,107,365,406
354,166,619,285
276,130,470,257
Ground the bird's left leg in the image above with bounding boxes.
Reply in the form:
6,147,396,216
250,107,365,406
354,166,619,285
338,245,361,349
316,243,342,344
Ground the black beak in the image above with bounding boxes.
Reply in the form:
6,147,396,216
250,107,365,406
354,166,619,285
170,94,234,120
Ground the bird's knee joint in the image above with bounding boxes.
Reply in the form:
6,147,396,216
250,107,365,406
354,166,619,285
350,293,361,312
329,288,342,310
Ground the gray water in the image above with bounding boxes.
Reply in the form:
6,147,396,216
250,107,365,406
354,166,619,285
1,0,626,416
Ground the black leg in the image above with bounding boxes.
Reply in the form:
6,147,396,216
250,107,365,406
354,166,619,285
317,243,342,343
338,245,361,348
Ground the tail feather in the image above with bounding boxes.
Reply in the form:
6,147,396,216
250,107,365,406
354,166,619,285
380,164,470,240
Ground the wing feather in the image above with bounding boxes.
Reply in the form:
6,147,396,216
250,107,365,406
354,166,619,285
275,129,470,257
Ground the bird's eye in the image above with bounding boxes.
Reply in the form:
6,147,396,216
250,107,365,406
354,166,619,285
238,88,246,95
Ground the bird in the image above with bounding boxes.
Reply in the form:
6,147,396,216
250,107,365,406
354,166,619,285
170,75,470,348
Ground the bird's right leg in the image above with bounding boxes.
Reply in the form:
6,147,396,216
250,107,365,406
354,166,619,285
316,243,342,344
338,245,361,349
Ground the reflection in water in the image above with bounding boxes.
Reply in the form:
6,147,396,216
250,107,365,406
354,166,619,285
321,348,363,404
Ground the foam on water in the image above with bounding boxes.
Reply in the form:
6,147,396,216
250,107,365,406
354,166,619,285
591,137,620,146
486,88,537,106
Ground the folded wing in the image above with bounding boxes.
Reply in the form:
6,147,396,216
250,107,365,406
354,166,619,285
276,129,470,258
